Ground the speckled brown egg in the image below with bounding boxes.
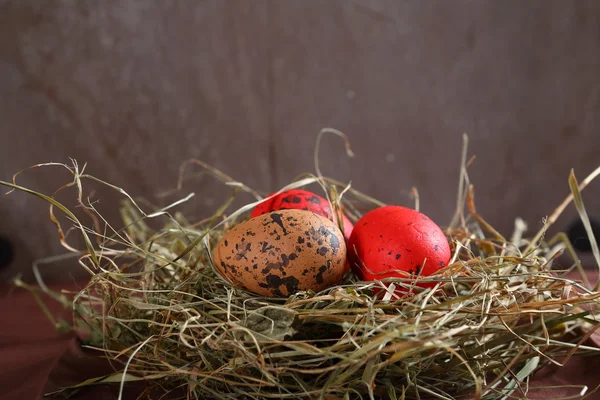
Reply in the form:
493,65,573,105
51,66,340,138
213,209,346,297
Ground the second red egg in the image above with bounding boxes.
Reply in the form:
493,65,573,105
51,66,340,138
250,189,354,239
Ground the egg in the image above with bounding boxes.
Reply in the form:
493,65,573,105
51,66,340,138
347,206,451,285
213,209,347,297
250,189,354,239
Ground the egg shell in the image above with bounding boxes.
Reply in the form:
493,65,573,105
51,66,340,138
250,194,277,217
250,189,354,240
213,209,347,297
348,206,451,283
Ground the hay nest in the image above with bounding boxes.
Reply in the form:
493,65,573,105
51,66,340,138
4,132,600,400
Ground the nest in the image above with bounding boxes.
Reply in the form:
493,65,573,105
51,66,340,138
4,132,600,400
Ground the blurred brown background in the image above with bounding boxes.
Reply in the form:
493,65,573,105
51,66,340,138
1,1,599,282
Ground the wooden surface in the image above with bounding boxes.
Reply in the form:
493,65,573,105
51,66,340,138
1,1,600,281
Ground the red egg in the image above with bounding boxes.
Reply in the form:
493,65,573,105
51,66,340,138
251,193,277,217
250,189,354,239
347,206,450,288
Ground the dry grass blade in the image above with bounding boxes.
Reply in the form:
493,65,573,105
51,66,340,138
568,170,600,291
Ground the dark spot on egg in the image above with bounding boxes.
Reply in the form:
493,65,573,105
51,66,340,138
253,264,258,270
308,196,322,204
434,245,439,251
395,254,401,260
268,212,288,235
317,240,324,245
246,231,256,236
439,261,444,267
264,274,300,296
387,251,392,256
317,247,329,256
405,248,412,252
220,261,238,276
261,263,277,274
302,269,309,276
329,233,340,250
315,265,328,284
318,226,331,236
260,253,291,274
260,242,275,253
234,242,252,261
297,236,305,244
288,253,297,260
224,240,228,246
306,242,313,248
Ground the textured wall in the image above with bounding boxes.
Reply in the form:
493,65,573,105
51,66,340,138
1,0,599,281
